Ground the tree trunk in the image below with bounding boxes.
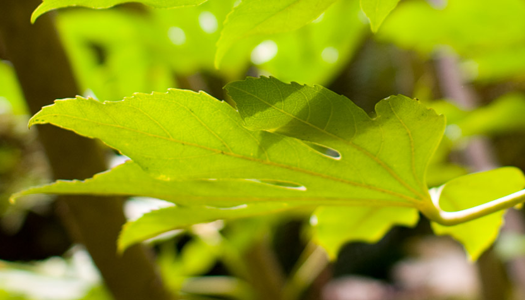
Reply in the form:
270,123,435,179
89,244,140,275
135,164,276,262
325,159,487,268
0,1,171,299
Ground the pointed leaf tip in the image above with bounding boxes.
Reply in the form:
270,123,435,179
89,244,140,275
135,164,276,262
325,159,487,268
360,0,400,32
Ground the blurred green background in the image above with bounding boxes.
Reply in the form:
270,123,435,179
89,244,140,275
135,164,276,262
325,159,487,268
3,0,525,299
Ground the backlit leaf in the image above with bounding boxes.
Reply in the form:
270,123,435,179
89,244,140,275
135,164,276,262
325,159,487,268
118,202,290,252
20,77,525,258
26,78,444,211
312,206,418,258
360,0,400,32
215,0,338,67
431,167,525,260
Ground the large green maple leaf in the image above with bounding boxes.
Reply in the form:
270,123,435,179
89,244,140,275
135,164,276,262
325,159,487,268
13,77,525,259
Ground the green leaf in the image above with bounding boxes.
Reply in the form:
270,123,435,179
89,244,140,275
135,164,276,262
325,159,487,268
31,0,208,23
11,161,341,207
27,78,444,210
215,0,338,67
431,167,525,260
0,61,27,115
360,0,400,32
378,0,525,81
312,206,418,258
17,77,450,254
226,77,443,197
16,77,525,258
119,202,290,252
248,0,366,86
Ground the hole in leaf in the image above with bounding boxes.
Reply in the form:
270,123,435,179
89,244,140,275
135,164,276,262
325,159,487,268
245,179,306,191
303,142,341,160
210,204,248,211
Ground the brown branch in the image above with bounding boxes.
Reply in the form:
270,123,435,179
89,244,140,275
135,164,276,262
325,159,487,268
0,1,171,299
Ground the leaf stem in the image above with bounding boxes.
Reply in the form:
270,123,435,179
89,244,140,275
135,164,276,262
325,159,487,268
423,188,525,226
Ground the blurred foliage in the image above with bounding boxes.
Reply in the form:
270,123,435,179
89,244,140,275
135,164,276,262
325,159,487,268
0,61,27,115
379,0,525,82
4,0,525,299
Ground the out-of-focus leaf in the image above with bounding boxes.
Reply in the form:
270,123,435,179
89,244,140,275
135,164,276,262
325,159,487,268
215,0,338,67
177,238,217,275
431,167,525,260
360,0,400,32
458,93,525,136
426,100,469,126
312,206,418,258
0,61,27,115
251,0,366,85
379,0,525,82
118,203,290,251
57,10,174,101
32,0,208,23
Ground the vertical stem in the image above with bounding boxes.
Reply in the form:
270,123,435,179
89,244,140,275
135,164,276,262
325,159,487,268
0,1,171,299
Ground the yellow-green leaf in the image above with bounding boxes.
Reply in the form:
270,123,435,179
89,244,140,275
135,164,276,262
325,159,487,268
312,206,418,258
360,0,400,32
215,0,338,67
119,203,291,252
431,167,525,260
32,0,208,23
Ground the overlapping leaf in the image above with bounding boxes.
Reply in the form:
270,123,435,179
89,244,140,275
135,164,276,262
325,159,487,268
31,0,208,23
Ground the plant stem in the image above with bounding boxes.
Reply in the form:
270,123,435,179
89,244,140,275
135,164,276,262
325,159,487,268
422,188,525,226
